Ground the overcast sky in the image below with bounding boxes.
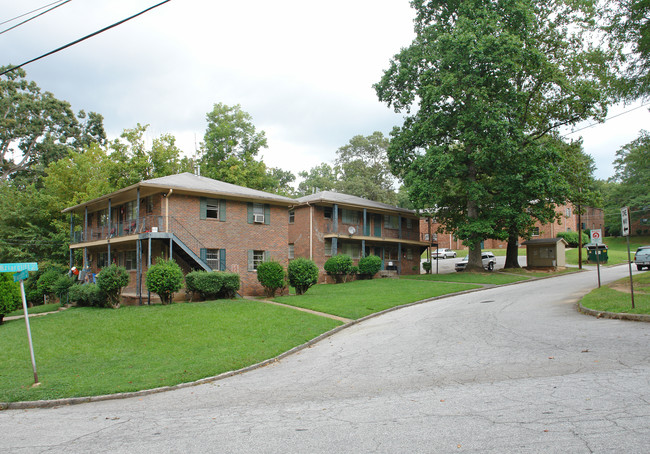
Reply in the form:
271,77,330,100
2,0,648,182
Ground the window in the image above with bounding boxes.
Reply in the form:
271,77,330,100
341,242,361,259
406,218,413,229
248,203,270,224
248,250,266,271
384,215,399,229
288,243,295,259
407,248,413,260
97,252,108,268
145,196,154,214
565,207,572,217
289,210,295,224
123,201,136,221
323,207,333,219
121,250,137,270
97,209,109,227
206,249,220,270
342,209,359,224
531,227,540,236
201,197,224,221
324,239,332,256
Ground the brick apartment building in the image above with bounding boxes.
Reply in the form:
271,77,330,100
289,192,429,281
64,173,294,300
420,204,605,251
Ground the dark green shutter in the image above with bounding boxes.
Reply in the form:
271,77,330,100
200,248,207,263
264,204,271,225
219,249,226,271
247,250,254,271
247,203,254,224
219,199,226,221
199,197,207,220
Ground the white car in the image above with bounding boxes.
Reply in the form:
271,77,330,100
634,246,650,271
432,248,457,259
455,252,497,272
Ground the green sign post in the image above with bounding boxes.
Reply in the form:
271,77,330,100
1,262,40,385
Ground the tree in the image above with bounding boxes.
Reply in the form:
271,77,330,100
0,273,21,324
287,258,319,295
256,260,286,297
335,132,398,205
0,67,104,185
606,0,650,98
375,0,614,271
296,163,338,196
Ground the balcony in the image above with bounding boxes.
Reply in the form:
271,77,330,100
71,215,164,244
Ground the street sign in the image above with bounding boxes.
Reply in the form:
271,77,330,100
590,229,602,244
13,269,28,282
0,262,38,273
621,207,630,237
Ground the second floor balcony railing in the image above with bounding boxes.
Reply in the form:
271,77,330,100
71,215,164,243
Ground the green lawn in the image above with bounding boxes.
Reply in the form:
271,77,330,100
0,300,341,403
276,279,480,319
402,272,531,285
566,235,650,266
7,302,61,317
580,270,650,314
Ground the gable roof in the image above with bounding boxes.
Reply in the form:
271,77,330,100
63,172,294,213
295,191,417,216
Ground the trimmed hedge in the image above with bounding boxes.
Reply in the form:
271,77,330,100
287,258,319,295
68,284,107,308
96,265,129,308
324,254,354,283
256,260,286,297
146,259,184,305
186,271,240,300
557,231,589,248
358,255,382,278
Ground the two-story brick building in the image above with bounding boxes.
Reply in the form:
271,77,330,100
64,173,294,300
289,192,430,281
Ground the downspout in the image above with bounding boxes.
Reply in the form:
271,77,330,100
83,207,88,269
309,203,314,260
107,198,112,265
165,188,173,233
69,213,74,269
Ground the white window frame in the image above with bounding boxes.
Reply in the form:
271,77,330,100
206,249,220,270
288,243,295,259
206,202,219,219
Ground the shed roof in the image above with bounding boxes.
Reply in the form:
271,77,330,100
521,238,568,246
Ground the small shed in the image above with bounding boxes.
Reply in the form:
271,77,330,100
522,238,569,269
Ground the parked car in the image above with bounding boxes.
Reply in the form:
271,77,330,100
634,246,650,271
455,252,497,272
432,248,457,259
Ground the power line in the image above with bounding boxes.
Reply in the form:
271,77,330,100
0,0,171,77
0,0,66,26
0,0,72,35
563,102,650,137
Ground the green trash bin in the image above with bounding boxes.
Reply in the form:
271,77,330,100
585,243,608,263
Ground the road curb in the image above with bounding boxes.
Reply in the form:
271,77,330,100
0,270,607,411
576,302,650,323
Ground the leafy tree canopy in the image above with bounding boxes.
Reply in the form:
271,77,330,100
375,0,615,270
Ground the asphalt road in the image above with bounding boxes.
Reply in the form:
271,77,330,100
2,265,648,453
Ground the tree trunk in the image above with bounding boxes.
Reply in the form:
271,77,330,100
465,162,484,272
504,230,521,269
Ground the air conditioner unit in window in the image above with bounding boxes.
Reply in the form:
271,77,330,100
253,214,265,223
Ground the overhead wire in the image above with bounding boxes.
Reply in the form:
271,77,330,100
563,101,650,137
0,0,73,35
0,0,67,26
0,0,171,77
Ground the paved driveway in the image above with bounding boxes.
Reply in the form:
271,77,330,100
1,265,648,453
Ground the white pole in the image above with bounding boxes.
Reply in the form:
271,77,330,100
19,280,39,385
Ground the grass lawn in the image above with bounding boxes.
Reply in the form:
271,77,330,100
6,302,61,317
275,279,480,319
402,272,530,285
580,270,650,314
566,235,650,266
0,300,341,403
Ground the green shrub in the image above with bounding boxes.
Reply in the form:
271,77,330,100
146,259,184,305
52,275,74,304
324,254,353,283
37,269,62,300
287,258,319,295
68,284,106,307
557,231,589,248
256,260,286,297
0,273,21,324
422,261,432,273
96,265,129,308
358,255,382,278
186,271,240,300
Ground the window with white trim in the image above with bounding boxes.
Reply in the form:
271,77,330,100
206,202,219,219
531,227,540,236
288,243,295,259
206,249,220,270
249,250,266,271
289,210,295,224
